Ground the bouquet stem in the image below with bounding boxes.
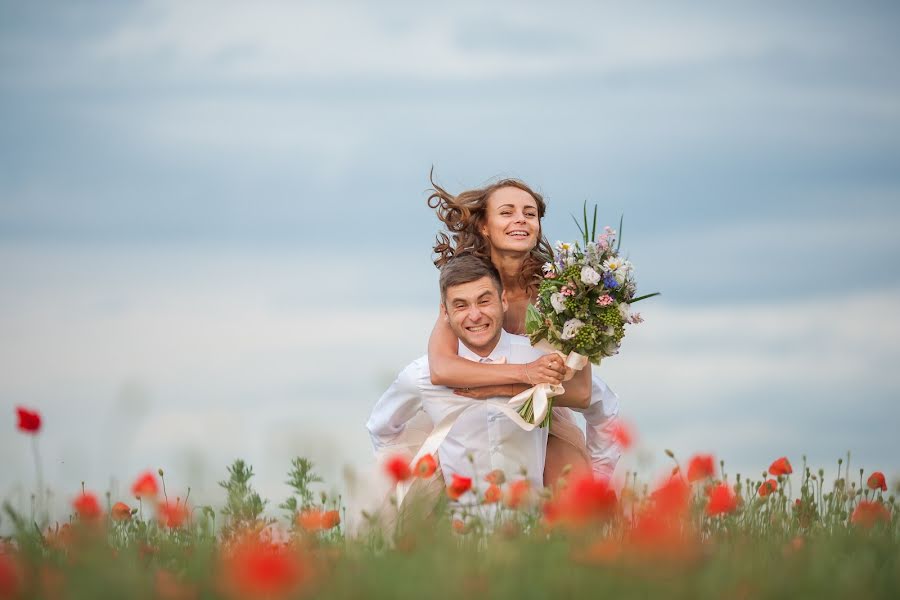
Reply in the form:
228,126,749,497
516,397,554,428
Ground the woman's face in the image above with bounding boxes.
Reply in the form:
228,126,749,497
480,186,541,253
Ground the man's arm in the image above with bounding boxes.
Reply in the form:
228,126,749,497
366,363,425,456
570,375,622,479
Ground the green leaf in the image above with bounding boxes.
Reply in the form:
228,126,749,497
525,303,543,334
630,292,661,303
582,200,589,246
591,204,598,241
616,213,624,252
570,214,585,242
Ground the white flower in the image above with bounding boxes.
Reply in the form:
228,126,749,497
602,256,623,273
550,292,567,314
560,318,584,340
542,262,556,274
555,241,575,254
580,266,601,286
618,302,631,322
630,312,644,324
602,340,620,356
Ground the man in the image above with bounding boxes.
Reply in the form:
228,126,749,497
366,255,620,501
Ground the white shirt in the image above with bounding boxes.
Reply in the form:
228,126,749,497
577,376,621,479
366,330,624,489
367,330,549,492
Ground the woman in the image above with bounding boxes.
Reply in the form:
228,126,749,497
426,172,595,487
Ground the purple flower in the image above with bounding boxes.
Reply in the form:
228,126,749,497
603,273,619,289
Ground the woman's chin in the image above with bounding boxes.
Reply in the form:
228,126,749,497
494,239,536,253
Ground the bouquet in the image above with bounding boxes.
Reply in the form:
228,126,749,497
519,204,659,425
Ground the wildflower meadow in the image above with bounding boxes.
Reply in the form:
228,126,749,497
2,406,897,599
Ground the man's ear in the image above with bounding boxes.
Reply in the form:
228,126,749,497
500,290,509,313
440,302,448,320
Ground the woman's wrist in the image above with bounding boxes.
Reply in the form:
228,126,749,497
518,364,530,385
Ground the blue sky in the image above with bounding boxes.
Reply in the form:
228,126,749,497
2,1,899,518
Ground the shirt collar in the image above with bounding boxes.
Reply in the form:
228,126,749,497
458,329,511,363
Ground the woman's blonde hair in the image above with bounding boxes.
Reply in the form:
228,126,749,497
427,169,552,294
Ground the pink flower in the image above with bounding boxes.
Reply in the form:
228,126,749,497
561,286,575,297
630,312,643,324
596,295,613,307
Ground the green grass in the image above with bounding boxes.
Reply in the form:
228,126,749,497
1,454,897,599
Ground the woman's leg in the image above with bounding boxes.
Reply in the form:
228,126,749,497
544,408,591,489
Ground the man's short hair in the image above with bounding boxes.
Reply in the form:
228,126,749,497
439,254,504,302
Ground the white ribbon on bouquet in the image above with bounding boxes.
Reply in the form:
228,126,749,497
395,342,588,505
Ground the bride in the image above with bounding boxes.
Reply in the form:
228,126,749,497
426,171,621,486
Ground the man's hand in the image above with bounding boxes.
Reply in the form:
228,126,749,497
523,354,566,386
453,384,530,399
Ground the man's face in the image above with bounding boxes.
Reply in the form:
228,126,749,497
442,276,507,355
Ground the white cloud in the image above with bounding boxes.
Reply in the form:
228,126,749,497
85,1,847,83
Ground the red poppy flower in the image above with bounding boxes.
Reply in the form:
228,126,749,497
651,476,691,518
111,501,132,521
484,469,506,486
384,455,411,483
609,420,634,450
73,492,102,520
866,471,887,492
322,510,340,530
547,475,617,527
758,479,778,497
221,540,309,599
131,471,160,499
768,457,793,476
686,454,716,483
451,519,468,534
15,406,41,434
0,551,23,599
706,483,738,516
447,474,472,500
483,484,501,504
415,454,437,478
850,501,891,528
158,500,188,529
296,509,340,532
504,480,531,509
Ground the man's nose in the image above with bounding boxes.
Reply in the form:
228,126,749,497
467,306,484,321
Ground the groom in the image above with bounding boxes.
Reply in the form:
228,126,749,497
366,254,620,498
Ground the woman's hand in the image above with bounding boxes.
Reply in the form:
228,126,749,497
524,354,567,386
453,384,530,399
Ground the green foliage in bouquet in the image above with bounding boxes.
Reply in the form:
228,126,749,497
526,203,659,364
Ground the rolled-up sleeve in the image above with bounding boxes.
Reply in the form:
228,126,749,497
577,375,622,480
366,363,424,454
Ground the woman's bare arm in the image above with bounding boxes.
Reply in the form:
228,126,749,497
552,363,592,409
428,311,564,387
453,364,592,409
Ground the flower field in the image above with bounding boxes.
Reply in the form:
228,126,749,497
2,407,898,599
